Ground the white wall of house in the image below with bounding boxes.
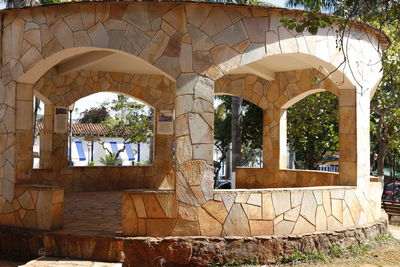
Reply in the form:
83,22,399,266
70,137,151,166
33,135,152,168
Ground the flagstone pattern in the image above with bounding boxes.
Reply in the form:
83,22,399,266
0,1,387,234
122,184,382,236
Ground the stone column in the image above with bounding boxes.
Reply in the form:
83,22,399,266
174,73,214,234
338,88,357,186
39,104,54,169
355,87,371,189
15,83,33,183
263,107,287,172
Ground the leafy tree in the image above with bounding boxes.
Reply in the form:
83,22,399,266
282,0,400,176
287,92,339,170
369,5,400,176
214,96,263,177
79,106,110,124
100,95,153,165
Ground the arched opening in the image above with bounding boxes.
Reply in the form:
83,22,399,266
285,91,339,172
19,47,175,236
214,94,263,189
17,47,175,85
68,92,154,167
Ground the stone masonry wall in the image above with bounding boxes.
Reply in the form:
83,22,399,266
122,183,382,237
0,1,385,232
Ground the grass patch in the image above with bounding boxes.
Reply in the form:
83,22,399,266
276,249,328,265
211,234,398,266
274,234,397,266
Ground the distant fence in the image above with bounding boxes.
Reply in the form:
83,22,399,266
317,165,339,172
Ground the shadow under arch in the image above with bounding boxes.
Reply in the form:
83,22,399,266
34,90,52,105
16,47,175,85
223,52,354,90
214,91,264,110
281,88,330,110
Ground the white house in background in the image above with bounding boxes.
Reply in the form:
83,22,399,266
34,122,151,168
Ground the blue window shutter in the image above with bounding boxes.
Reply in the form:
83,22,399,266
137,143,141,162
75,141,86,161
125,144,135,161
110,142,121,159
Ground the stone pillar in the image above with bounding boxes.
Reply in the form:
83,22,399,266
39,104,54,169
339,88,357,186
263,107,287,172
174,73,214,234
355,87,371,189
0,79,17,217
15,83,33,183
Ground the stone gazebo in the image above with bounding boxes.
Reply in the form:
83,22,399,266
0,1,389,265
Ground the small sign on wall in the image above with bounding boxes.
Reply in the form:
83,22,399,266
54,106,68,133
157,110,173,135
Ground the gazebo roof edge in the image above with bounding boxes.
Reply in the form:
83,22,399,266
0,0,390,50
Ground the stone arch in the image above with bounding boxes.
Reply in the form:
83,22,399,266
215,74,274,109
33,68,175,111
17,47,175,85
215,68,339,110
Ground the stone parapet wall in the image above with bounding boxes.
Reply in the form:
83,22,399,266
236,168,339,188
0,185,63,230
122,184,381,237
31,133,174,192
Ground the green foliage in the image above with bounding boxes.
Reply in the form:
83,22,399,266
287,92,339,169
102,95,153,144
214,96,263,168
99,153,121,166
280,12,335,35
79,106,110,123
277,249,328,265
100,95,153,161
369,2,400,175
281,0,400,175
88,161,96,166
276,234,396,266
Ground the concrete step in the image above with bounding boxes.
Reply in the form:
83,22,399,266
20,257,122,267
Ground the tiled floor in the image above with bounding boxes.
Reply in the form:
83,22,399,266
61,191,122,237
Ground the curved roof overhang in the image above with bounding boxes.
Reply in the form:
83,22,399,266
0,1,390,50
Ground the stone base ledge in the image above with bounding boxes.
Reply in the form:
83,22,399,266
0,217,388,266
122,217,388,266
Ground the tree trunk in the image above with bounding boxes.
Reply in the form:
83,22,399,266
149,111,154,164
226,146,231,179
377,142,389,177
33,97,40,140
305,143,316,170
231,96,243,172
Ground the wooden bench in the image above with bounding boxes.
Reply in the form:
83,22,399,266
382,200,400,220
